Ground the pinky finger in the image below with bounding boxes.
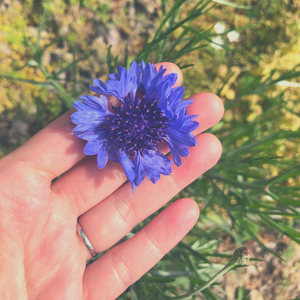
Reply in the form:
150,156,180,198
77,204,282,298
83,198,200,300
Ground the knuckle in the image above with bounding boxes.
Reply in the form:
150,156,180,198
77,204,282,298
114,192,139,229
144,226,164,256
108,161,127,181
110,248,135,288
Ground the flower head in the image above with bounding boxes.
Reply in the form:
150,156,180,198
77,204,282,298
71,61,199,192
233,247,250,266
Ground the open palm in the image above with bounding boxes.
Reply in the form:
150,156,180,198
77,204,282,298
0,63,224,300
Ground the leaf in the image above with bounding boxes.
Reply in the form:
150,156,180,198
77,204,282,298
206,173,265,190
22,29,36,52
1,75,53,88
0,145,8,156
149,270,191,278
178,242,210,263
153,0,186,40
177,64,194,69
106,45,119,73
267,168,300,187
129,286,138,300
48,79,74,109
212,0,252,9
258,213,300,243
137,0,213,62
168,45,207,62
123,44,129,69
36,1,51,51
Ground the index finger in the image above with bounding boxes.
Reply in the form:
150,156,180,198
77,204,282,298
8,63,183,180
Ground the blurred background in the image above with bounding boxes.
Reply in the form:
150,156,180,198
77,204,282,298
1,0,300,299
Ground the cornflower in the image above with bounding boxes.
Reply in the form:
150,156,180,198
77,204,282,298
72,61,199,192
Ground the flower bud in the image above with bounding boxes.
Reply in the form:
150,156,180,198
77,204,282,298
233,247,250,265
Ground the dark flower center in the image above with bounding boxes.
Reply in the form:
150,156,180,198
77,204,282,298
106,94,168,156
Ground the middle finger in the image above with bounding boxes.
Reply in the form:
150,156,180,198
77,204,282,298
51,92,223,215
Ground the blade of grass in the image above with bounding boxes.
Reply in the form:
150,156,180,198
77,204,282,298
153,0,187,40
1,76,53,88
212,0,252,9
137,1,212,62
48,79,73,109
266,168,300,187
258,213,300,243
107,45,119,73
36,1,51,51
22,29,36,52
55,50,96,77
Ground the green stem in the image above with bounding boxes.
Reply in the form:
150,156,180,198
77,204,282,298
166,259,238,299
155,247,249,299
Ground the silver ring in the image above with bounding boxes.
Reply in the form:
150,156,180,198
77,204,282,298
77,221,98,257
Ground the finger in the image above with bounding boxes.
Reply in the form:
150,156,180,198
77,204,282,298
9,63,182,181
190,92,224,135
10,108,85,180
155,62,183,87
79,133,221,257
158,92,223,153
83,198,199,300
52,93,224,216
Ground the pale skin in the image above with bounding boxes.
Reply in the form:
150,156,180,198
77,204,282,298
0,63,224,300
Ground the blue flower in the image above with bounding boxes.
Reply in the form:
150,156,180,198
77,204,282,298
71,61,199,192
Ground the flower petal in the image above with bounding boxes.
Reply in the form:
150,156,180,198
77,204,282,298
133,151,172,186
119,150,135,182
166,139,189,167
90,78,107,94
182,115,200,132
97,147,109,169
84,140,102,155
78,95,110,112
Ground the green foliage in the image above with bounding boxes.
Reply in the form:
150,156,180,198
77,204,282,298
136,0,213,64
1,0,300,298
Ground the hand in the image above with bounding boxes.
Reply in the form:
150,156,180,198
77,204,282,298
0,63,224,300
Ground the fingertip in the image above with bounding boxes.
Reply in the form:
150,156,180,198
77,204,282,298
199,92,224,120
155,62,183,87
147,198,200,251
170,133,222,190
188,92,225,133
175,198,200,225
196,133,223,166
